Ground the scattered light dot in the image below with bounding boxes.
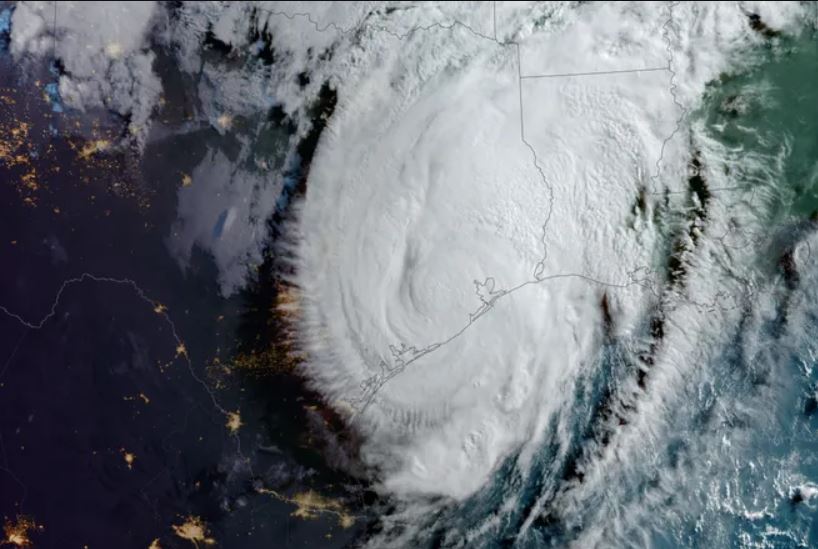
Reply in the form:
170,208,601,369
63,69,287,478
123,393,151,405
78,139,110,159
120,448,136,470
172,516,216,547
105,42,123,58
2,515,43,547
225,411,242,434
175,343,188,358
216,113,232,130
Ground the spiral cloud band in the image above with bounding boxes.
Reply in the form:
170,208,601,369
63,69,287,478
9,1,816,546
292,2,808,515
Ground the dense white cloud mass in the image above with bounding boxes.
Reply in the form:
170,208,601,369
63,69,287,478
283,3,817,546
9,1,818,545
295,21,670,498
292,0,808,505
11,1,161,143
168,148,283,294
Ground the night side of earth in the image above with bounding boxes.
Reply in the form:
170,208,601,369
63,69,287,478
4,2,818,549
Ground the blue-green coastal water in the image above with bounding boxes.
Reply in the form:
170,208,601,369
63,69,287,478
4,4,818,548
654,27,818,549
701,30,818,222
375,27,818,549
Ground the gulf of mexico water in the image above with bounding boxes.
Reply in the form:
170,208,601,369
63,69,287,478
365,26,818,549
647,26,818,549
546,26,818,549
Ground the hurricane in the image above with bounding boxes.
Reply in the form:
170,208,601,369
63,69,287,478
4,1,818,547
286,2,818,547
